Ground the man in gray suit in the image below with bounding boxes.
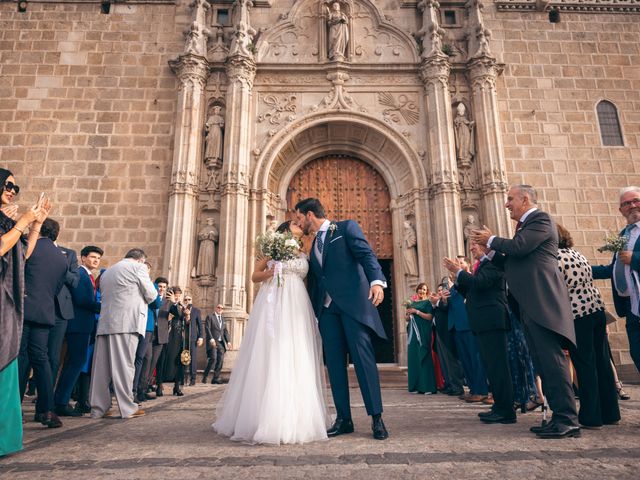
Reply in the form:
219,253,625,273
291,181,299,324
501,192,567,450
471,184,579,438
89,248,158,419
203,304,230,384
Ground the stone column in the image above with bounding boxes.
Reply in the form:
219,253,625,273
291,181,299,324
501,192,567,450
466,0,510,236
164,54,209,287
216,54,256,348
418,1,464,265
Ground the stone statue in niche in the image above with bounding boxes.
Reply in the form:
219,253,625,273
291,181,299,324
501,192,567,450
462,213,478,261
453,103,475,169
229,0,256,57
204,106,224,163
325,2,349,61
196,218,219,277
403,220,419,277
185,21,203,55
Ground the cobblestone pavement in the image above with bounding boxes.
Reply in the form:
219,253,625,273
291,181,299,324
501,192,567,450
2,384,639,479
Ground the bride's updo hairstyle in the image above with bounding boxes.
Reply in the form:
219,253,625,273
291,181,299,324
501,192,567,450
275,220,292,234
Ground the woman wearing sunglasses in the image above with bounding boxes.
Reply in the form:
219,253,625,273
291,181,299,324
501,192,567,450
0,168,51,457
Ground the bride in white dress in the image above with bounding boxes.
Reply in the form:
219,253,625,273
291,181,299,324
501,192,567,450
212,221,329,444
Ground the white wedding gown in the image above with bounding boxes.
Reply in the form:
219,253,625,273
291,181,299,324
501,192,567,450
212,255,330,444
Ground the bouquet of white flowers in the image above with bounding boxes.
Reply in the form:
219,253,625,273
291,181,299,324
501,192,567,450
255,231,301,286
255,231,300,262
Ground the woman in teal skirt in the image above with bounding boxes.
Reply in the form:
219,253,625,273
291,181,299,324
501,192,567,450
0,168,50,456
405,283,437,394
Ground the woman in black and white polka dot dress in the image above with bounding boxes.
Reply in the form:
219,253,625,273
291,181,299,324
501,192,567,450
556,224,620,428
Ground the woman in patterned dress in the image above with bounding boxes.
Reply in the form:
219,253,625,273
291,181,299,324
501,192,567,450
557,224,620,428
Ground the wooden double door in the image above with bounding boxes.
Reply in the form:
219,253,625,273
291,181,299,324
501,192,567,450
286,155,396,363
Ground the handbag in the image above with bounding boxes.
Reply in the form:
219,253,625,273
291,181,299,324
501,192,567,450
180,311,191,366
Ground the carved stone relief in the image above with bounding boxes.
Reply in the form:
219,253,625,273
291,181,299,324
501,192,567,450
257,94,298,125
378,92,419,125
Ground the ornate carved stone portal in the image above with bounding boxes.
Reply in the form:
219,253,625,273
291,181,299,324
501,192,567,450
166,0,510,362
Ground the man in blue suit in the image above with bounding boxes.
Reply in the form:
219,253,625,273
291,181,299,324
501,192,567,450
53,245,103,416
593,186,640,375
294,198,389,440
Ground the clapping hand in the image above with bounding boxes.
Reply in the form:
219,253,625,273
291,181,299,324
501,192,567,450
442,257,461,274
1,204,18,220
469,225,493,246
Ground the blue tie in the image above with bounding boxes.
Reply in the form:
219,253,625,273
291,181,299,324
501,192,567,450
615,224,635,293
317,231,325,254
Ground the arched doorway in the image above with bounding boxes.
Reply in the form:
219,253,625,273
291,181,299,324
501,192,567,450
286,154,395,363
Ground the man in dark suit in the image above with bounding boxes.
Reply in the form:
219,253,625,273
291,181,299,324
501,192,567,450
41,220,79,383
592,186,640,374
183,294,204,386
471,184,579,438
18,227,69,428
53,245,102,416
295,197,389,440
445,243,515,424
203,303,230,384
152,284,173,397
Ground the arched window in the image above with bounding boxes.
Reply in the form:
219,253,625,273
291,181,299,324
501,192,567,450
596,101,624,146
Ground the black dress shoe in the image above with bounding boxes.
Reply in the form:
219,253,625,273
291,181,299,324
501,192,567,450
530,421,555,434
43,411,63,428
156,387,164,397
372,415,389,440
327,417,354,437
536,423,581,439
34,412,47,424
173,387,184,396
74,402,91,414
189,380,196,386
55,404,83,417
201,377,208,384
479,411,516,424
478,409,495,418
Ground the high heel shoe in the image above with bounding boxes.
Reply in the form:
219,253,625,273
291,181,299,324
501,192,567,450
616,381,630,400
173,387,184,397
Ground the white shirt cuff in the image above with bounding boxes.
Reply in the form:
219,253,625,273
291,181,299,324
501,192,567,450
487,235,496,248
371,280,387,289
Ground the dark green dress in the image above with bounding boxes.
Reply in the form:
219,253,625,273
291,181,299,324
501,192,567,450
406,299,437,394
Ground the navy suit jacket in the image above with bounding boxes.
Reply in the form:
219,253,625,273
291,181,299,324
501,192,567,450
24,237,68,326
55,246,79,321
308,220,387,339
592,226,640,318
187,306,203,342
456,259,510,333
442,286,471,332
68,267,101,334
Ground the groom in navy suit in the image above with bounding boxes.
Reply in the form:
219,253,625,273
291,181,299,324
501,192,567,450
294,198,389,440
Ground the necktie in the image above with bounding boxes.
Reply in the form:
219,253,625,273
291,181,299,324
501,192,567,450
316,231,325,254
615,224,636,293
472,260,481,274
89,274,96,294
515,221,522,231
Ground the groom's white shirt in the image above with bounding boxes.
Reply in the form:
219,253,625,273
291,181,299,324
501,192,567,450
314,219,387,308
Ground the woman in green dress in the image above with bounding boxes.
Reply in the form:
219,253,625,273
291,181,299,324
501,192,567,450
405,283,437,394
0,168,50,457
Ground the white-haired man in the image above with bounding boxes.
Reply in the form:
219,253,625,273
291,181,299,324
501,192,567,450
593,186,640,375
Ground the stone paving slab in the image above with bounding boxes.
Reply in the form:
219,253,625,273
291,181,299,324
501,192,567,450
1,384,639,479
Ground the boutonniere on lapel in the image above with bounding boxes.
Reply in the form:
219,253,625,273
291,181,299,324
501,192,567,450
328,222,338,239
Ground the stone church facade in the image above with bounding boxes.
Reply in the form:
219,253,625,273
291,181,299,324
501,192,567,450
1,0,639,372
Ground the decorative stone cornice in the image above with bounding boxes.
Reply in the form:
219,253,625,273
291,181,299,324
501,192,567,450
494,0,640,13
225,55,257,89
169,54,209,90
